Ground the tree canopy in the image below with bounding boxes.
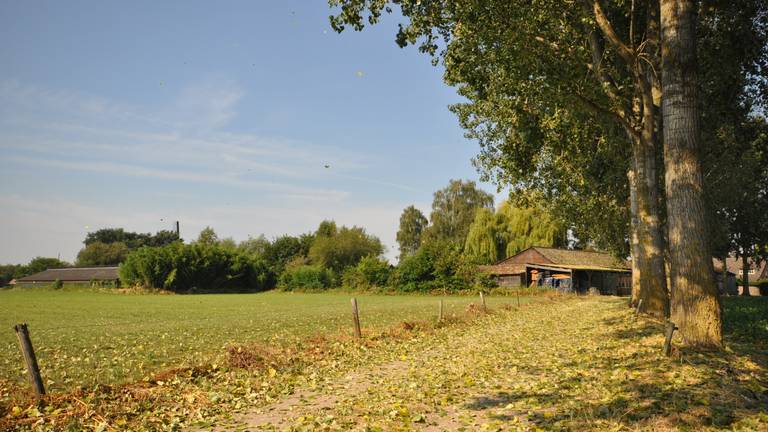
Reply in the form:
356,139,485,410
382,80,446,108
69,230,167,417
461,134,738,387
425,179,494,246
396,205,428,261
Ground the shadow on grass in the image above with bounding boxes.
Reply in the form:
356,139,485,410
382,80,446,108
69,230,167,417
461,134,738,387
463,298,768,430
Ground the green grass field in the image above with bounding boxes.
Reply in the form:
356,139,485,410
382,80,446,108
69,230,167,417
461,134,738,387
0,288,534,395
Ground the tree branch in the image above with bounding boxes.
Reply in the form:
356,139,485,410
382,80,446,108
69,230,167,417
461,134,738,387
586,0,635,65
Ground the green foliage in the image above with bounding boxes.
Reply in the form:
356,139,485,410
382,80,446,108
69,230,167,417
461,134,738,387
278,265,334,291
238,235,271,257
308,224,383,273
329,0,768,261
21,257,69,276
52,278,63,289
76,241,130,266
79,228,179,266
196,226,219,246
118,243,273,292
425,179,494,246
315,220,338,238
391,240,470,292
262,235,313,275
85,228,178,248
498,202,567,256
463,208,500,264
396,205,428,261
0,264,22,286
473,270,498,291
342,256,391,290
464,202,566,264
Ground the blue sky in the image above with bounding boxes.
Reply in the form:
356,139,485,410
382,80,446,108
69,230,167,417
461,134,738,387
0,1,502,263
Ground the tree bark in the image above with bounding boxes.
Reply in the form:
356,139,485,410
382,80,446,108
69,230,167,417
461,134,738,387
631,133,670,319
628,166,641,306
660,0,723,348
741,253,751,296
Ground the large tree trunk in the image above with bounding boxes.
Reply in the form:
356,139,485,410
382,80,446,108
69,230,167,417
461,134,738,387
741,253,751,296
660,0,723,348
632,134,670,319
628,166,641,306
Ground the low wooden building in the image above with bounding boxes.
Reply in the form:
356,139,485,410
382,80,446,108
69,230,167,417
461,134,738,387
481,247,632,295
14,266,120,288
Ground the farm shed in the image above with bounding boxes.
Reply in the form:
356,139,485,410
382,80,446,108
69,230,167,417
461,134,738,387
14,266,120,288
481,247,632,295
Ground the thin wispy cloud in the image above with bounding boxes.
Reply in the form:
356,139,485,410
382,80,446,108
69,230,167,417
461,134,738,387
0,80,400,196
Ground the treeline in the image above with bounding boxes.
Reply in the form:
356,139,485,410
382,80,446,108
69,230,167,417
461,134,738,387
0,257,69,286
1,179,565,293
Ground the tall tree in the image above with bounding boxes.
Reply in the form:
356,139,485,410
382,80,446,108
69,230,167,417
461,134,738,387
498,202,568,257
425,179,494,246
308,225,384,273
464,208,500,264
76,242,130,266
396,205,429,261
660,0,721,346
196,227,219,246
465,203,567,264
330,0,670,318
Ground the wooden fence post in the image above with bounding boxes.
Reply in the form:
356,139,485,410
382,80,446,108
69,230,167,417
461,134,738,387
438,299,444,322
516,287,521,307
14,324,45,397
480,291,486,313
663,321,677,357
351,298,362,339
635,299,644,317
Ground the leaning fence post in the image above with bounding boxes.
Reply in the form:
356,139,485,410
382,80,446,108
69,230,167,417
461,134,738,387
663,321,677,357
351,298,362,339
635,299,644,317
438,299,444,322
14,324,45,397
480,291,487,313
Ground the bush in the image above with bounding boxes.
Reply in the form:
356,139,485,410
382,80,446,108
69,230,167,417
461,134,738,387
278,265,333,291
342,256,391,290
52,278,63,289
473,271,498,291
119,243,275,292
390,240,472,292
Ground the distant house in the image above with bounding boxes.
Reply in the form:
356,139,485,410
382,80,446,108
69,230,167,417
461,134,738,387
481,247,632,295
719,257,768,281
14,266,119,288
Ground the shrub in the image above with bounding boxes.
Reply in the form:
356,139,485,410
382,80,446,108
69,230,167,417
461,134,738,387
278,265,333,291
473,271,498,291
119,243,275,292
390,240,472,292
52,278,63,289
342,256,391,290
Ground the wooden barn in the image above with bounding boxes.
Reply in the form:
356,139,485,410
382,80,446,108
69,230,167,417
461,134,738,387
14,266,120,288
481,247,632,295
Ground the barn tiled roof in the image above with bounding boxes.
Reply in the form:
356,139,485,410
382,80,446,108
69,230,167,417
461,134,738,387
479,263,526,276
531,247,630,270
16,267,119,282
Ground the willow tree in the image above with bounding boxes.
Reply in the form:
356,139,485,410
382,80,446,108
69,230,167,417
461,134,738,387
465,202,568,264
499,203,568,257
464,208,500,264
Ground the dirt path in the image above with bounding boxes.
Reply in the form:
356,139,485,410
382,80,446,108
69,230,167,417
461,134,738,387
206,297,636,431
203,296,768,431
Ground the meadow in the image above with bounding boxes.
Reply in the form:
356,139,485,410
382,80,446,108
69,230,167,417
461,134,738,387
0,291,766,430
0,288,534,395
